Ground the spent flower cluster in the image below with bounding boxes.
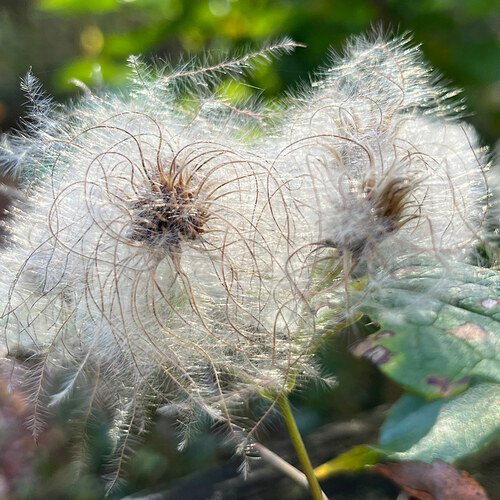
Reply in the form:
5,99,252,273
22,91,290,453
0,33,489,485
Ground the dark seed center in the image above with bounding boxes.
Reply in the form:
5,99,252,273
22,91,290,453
130,179,208,248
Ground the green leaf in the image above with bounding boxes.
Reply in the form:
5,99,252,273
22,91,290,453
316,384,500,472
351,260,500,398
379,383,500,462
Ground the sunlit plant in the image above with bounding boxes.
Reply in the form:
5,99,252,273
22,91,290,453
0,32,496,499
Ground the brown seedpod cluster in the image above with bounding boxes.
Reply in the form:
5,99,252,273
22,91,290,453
130,160,209,250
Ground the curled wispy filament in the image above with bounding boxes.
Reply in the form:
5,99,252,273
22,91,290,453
0,34,488,491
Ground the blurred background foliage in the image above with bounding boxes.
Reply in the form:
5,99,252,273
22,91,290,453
0,0,499,144
0,1,499,498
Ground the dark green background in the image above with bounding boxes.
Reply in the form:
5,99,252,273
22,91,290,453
1,0,499,144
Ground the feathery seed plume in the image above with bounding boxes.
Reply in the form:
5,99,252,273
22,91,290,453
272,33,487,271
0,33,488,488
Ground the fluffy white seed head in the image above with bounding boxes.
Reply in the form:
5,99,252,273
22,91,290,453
271,33,487,269
0,33,489,485
0,49,324,479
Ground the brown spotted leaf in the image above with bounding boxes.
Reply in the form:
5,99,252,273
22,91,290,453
348,259,500,464
374,460,489,500
351,259,500,398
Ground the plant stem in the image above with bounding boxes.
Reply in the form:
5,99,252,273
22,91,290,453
278,394,326,500
254,443,329,500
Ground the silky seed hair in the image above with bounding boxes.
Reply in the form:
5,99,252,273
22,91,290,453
270,32,487,273
0,33,489,489
0,41,326,489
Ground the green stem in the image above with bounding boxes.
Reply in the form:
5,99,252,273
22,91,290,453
278,394,326,500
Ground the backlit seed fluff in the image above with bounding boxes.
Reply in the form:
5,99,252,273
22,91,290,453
0,42,322,486
272,34,487,267
0,34,488,486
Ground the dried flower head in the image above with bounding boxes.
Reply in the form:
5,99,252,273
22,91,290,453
0,33,489,490
0,41,325,489
129,159,210,249
272,33,487,269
